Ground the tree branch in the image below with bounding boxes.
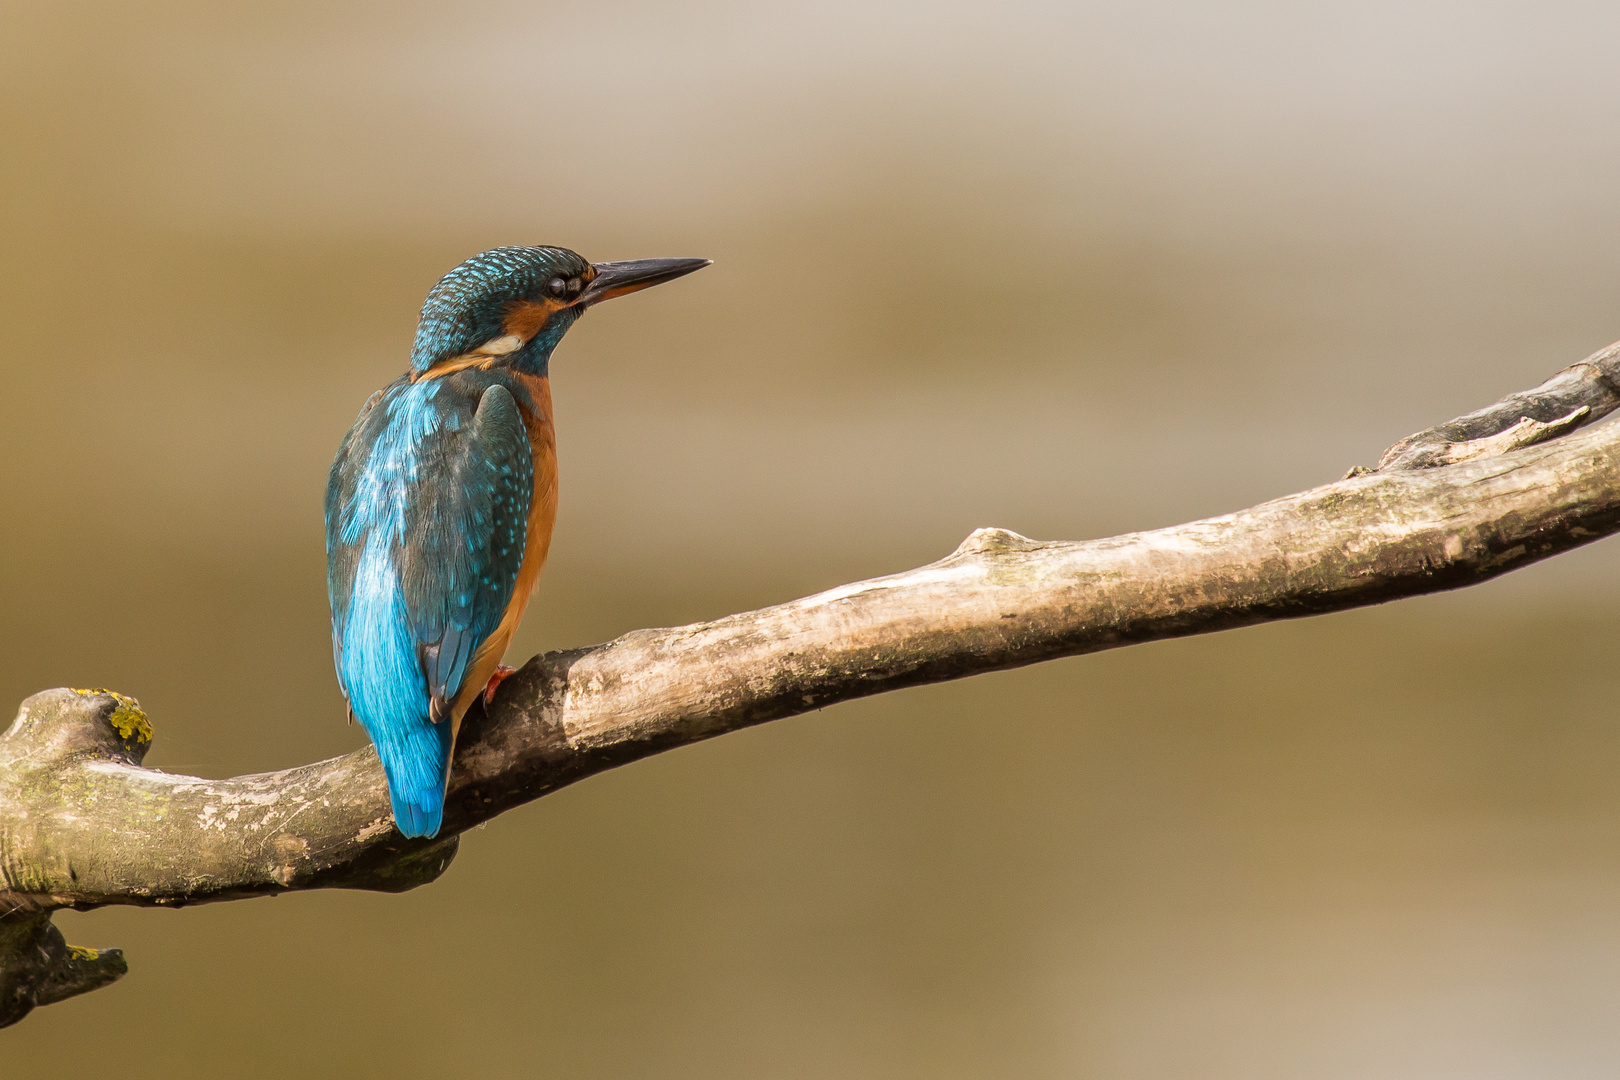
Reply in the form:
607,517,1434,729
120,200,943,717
6,339,1620,1026
1369,340,1620,472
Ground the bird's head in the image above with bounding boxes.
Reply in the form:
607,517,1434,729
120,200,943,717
408,245,709,377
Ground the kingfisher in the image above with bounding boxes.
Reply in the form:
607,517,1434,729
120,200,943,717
326,246,709,838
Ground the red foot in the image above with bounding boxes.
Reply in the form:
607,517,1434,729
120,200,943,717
483,665,519,706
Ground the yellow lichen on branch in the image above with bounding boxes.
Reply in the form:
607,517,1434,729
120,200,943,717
69,688,152,743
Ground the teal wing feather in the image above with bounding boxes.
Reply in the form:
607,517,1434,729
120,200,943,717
325,376,533,838
402,382,534,718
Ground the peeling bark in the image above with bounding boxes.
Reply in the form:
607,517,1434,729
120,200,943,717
1372,339,1620,471
5,340,1620,1025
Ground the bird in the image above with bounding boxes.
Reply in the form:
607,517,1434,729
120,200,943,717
325,245,710,838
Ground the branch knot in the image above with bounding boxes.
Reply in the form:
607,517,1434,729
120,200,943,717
951,527,1043,558
1,688,151,770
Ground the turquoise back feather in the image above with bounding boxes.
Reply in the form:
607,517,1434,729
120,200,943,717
326,374,536,838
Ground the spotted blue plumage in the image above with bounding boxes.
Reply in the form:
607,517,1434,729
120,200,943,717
327,373,534,837
410,246,582,375
327,244,709,839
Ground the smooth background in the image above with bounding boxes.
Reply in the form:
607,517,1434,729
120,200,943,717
7,3,1620,1076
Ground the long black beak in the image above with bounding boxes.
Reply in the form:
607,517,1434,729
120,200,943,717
577,257,711,307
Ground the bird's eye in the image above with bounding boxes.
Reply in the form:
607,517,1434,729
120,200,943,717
547,276,568,298
567,277,582,296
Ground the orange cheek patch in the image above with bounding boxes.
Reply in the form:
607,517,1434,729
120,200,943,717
502,299,563,340
413,353,495,382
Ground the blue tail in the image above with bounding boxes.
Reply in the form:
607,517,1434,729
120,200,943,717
368,715,454,838
339,537,455,839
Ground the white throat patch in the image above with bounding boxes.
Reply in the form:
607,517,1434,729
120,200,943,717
472,334,524,356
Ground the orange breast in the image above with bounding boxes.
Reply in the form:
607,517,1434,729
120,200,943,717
450,373,559,720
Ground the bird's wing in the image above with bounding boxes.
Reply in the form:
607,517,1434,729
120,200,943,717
327,379,534,720
325,386,389,687
400,383,534,720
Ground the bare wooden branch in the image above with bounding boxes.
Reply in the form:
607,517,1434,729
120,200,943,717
1373,339,1620,471
6,340,1620,1026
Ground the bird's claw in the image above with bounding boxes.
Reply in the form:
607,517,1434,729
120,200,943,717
483,665,519,706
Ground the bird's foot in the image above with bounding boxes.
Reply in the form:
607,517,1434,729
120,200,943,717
482,665,519,707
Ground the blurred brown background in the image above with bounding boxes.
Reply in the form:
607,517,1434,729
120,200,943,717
8,2,1620,1076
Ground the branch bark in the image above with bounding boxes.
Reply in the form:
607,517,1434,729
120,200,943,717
1370,340,1620,470
5,339,1620,1026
